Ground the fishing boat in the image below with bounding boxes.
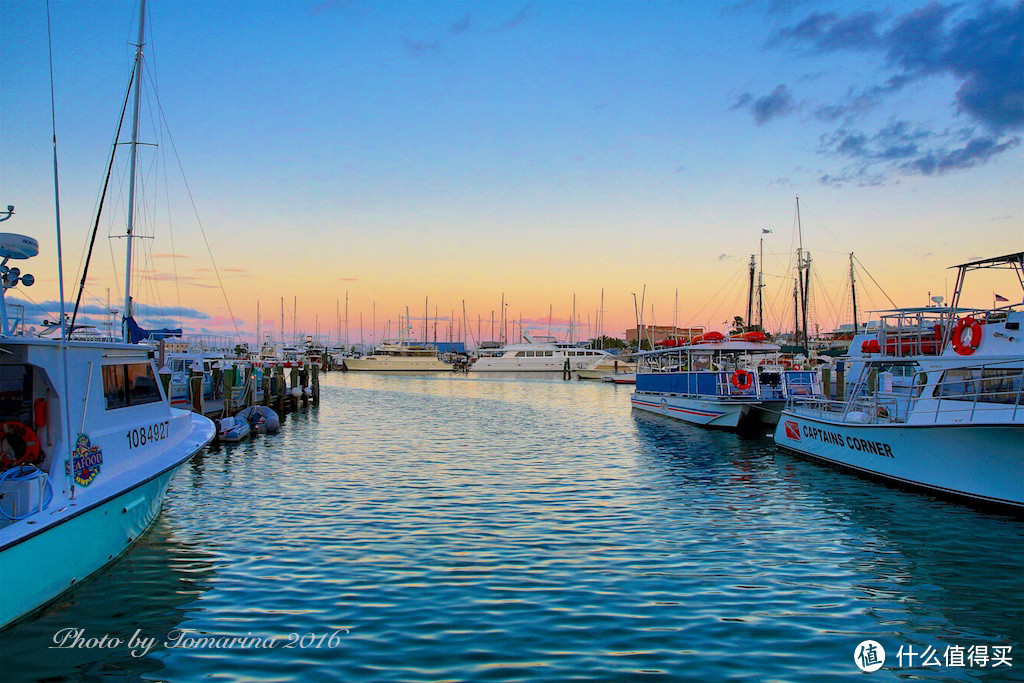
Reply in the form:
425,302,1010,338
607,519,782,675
471,334,614,372
0,234,215,628
774,253,1024,510
631,333,821,431
0,1,217,629
343,340,454,372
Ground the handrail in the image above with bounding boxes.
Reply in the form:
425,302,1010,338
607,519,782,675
790,362,1024,424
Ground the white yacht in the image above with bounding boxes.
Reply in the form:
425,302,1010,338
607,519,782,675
470,334,613,372
343,340,454,372
774,253,1024,510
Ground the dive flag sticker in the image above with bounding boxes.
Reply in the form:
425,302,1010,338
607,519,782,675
784,421,801,441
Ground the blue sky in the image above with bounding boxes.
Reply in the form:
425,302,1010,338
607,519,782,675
0,0,1021,340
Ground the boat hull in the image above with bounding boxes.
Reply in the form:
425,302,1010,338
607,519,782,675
773,412,1024,509
632,393,781,430
344,358,452,372
0,463,184,629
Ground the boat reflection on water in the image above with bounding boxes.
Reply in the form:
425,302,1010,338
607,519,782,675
630,411,1023,667
0,515,218,680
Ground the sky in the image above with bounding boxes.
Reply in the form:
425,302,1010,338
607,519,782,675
0,0,1021,345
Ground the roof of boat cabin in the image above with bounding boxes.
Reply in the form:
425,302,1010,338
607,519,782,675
948,252,1023,270
637,341,782,356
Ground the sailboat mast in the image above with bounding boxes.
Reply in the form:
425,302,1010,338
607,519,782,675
344,291,349,349
758,232,765,330
746,254,755,330
122,0,147,342
849,252,858,333
795,196,808,346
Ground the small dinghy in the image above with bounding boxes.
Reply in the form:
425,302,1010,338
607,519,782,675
235,405,281,434
217,415,251,443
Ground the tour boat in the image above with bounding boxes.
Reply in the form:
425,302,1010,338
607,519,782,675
773,253,1023,510
631,336,821,431
471,334,615,372
343,340,454,372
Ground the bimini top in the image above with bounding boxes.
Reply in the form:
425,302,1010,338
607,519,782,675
948,252,1023,271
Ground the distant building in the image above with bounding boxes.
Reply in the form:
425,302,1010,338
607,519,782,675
626,326,704,345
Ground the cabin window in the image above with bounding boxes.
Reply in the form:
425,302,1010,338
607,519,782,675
103,363,162,410
0,364,33,424
515,352,526,358
544,351,553,357
979,368,1023,404
102,365,129,409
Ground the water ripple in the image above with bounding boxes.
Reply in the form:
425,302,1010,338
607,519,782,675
3,374,1021,682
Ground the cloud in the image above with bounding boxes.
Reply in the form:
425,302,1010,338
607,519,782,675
817,119,1021,183
732,84,796,124
195,267,249,275
752,1,1023,183
152,253,189,259
133,303,211,320
7,299,211,322
899,134,1021,175
402,38,442,57
338,277,359,281
500,4,534,30
770,1,1023,133
450,13,472,35
717,253,733,261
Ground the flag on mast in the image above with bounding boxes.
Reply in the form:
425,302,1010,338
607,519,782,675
994,293,1009,302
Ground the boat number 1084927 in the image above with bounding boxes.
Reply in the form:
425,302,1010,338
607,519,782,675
126,421,169,449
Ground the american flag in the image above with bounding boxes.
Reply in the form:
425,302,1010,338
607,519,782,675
994,293,1009,302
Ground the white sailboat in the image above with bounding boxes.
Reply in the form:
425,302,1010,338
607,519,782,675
0,1,215,629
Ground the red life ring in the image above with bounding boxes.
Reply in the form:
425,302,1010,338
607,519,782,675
951,316,981,355
0,421,43,470
731,369,754,390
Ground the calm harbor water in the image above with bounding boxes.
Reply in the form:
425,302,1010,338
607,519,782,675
3,373,1022,681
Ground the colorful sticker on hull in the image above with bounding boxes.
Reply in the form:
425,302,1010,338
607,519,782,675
66,433,103,486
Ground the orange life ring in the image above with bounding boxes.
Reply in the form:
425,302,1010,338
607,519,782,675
0,421,43,470
951,316,981,355
731,369,754,391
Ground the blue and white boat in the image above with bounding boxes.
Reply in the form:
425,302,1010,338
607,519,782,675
774,253,1024,510
631,334,821,431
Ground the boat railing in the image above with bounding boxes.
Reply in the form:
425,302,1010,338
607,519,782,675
876,310,950,357
792,363,1024,423
790,392,905,424
909,364,1024,423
